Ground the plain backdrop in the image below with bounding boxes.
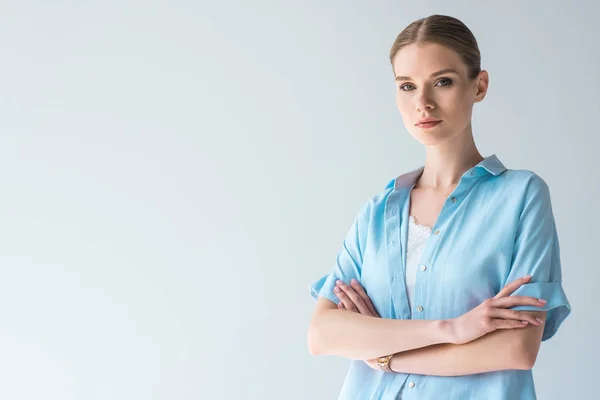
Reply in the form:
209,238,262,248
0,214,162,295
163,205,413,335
0,1,596,399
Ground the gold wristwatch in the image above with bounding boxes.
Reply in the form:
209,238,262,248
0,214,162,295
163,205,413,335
376,354,394,372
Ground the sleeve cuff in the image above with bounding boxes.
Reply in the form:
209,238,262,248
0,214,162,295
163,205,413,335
308,273,340,305
509,282,572,341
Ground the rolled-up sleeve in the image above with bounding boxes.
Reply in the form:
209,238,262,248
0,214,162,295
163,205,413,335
505,175,571,341
308,200,371,305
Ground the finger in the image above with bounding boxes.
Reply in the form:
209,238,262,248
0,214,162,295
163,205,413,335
492,318,531,330
337,281,371,315
349,279,379,317
338,301,345,310
490,295,546,309
338,282,370,315
488,309,543,325
334,287,358,312
350,279,380,317
493,275,531,299
493,275,532,299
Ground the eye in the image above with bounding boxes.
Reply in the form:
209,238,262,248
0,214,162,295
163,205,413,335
398,77,453,91
435,77,453,87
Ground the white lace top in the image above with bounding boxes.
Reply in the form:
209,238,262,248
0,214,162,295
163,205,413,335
405,215,432,310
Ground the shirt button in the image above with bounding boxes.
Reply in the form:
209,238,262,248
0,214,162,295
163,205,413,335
434,230,440,235
451,197,457,203
408,381,415,388
420,265,427,271
390,207,396,215
416,305,423,312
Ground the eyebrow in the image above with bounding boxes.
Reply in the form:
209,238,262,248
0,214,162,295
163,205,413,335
394,68,459,82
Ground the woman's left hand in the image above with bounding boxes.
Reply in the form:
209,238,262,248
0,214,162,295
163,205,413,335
333,279,380,317
334,278,383,370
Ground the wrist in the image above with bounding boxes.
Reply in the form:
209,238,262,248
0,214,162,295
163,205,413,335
389,353,399,373
437,318,457,344
376,354,394,372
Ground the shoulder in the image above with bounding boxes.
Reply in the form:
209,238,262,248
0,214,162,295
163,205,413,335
498,169,554,223
499,169,551,201
347,177,402,231
354,185,396,223
499,168,549,189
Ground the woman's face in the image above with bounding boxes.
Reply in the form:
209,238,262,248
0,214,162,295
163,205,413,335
392,42,487,145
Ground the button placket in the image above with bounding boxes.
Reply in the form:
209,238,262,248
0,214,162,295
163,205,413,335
409,182,463,320
385,190,411,319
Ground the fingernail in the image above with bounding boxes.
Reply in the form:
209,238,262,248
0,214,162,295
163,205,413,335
522,320,529,324
351,279,357,285
536,317,544,324
334,287,340,292
538,298,547,303
523,275,532,279
336,280,341,285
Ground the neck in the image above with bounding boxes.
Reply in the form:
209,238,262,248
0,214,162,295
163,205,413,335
417,126,483,189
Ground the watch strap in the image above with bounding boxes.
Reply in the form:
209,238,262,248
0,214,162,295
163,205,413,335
376,354,394,372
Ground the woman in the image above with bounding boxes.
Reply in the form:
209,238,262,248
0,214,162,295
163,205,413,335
307,14,571,400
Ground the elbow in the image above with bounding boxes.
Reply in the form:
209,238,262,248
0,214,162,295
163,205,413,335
521,350,539,370
307,298,340,356
307,321,318,355
517,354,536,370
308,309,337,356
515,339,540,370
307,334,320,356
307,316,325,356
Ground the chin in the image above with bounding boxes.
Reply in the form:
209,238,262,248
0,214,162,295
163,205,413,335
408,129,454,145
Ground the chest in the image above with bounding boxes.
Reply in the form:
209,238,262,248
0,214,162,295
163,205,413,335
361,183,520,319
408,186,456,228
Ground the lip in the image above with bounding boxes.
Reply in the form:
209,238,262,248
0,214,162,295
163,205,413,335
415,120,442,128
416,117,441,124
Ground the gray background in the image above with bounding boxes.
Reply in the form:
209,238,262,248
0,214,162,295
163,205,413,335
0,1,595,399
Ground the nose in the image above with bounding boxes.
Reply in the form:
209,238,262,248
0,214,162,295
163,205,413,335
415,91,435,112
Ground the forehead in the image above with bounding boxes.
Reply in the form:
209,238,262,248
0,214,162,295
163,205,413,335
392,42,465,78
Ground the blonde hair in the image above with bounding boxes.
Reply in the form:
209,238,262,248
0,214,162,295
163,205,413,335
389,14,481,81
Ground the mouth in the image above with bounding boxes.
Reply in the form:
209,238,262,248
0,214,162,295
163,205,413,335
415,120,442,129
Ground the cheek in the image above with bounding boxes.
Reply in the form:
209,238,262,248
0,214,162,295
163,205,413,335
395,93,411,114
448,85,474,110
436,90,472,117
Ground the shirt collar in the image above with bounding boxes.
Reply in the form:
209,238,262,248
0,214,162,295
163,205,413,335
385,153,507,190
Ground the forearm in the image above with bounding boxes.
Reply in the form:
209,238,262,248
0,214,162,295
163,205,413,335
389,327,530,376
308,308,453,360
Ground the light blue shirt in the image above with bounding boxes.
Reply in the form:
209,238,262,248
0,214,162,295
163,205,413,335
309,154,571,400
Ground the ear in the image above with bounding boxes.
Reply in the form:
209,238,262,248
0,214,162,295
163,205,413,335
473,70,489,103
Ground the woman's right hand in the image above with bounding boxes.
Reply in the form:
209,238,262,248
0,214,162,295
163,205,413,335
449,275,547,345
